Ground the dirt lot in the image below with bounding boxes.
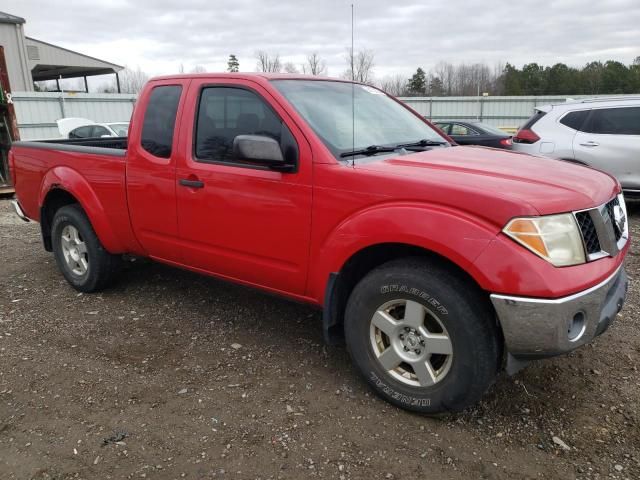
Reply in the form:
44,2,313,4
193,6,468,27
0,198,638,480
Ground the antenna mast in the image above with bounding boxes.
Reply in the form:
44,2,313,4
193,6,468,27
351,3,355,167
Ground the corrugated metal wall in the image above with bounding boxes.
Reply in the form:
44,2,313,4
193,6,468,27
13,92,136,140
399,95,632,130
13,92,629,140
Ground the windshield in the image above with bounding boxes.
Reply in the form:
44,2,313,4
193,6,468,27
271,80,447,159
109,123,129,136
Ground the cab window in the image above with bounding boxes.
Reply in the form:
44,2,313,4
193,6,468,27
194,86,296,166
141,85,182,158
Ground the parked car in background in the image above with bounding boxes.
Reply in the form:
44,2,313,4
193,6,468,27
433,120,512,149
512,97,640,196
56,118,129,139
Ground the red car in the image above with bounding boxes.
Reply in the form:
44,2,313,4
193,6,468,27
9,74,629,414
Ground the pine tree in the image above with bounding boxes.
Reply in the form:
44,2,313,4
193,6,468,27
227,54,239,73
407,68,427,95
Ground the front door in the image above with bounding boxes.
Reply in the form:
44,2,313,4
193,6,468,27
175,79,313,295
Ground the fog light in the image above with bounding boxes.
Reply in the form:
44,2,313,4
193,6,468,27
568,312,586,342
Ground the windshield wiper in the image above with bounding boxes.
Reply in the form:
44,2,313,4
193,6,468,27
340,139,447,159
394,139,447,149
340,145,397,158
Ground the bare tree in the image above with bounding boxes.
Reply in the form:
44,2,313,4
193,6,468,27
302,52,327,76
343,48,375,84
191,65,206,73
376,74,407,96
118,66,149,94
433,61,455,96
255,51,282,73
283,62,299,74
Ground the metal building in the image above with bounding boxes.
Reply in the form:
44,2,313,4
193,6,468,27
0,11,123,93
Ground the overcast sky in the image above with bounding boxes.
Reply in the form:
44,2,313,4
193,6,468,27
5,0,640,83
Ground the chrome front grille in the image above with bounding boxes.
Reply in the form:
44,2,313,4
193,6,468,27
574,194,628,261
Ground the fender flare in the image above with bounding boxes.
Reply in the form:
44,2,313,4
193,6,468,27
309,202,500,304
39,166,125,252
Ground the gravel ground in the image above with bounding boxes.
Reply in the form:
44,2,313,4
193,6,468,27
0,198,638,480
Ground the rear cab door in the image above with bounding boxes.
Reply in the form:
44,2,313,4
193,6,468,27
174,77,313,296
126,79,190,262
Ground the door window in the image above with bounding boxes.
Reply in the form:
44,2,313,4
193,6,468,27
194,87,296,166
584,107,640,135
91,125,111,137
451,123,478,136
434,122,451,134
141,85,182,158
69,126,92,138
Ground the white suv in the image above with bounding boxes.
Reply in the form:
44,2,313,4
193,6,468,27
512,97,640,196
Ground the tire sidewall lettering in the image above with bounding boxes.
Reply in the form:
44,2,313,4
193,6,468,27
370,371,431,407
379,284,448,315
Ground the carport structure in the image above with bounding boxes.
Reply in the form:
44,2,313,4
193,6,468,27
0,11,124,93
25,37,124,93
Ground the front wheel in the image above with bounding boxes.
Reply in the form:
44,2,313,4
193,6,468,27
51,204,121,292
344,258,500,414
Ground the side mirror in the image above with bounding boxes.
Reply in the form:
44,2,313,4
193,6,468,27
233,134,286,165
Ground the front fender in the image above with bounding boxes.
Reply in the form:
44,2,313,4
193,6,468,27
308,202,500,302
39,166,126,252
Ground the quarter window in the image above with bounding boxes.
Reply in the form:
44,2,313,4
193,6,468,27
584,107,640,135
141,85,182,158
195,87,294,165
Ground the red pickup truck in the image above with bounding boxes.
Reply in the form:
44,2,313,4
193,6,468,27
9,74,629,414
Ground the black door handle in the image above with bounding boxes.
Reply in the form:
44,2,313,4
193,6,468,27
179,178,204,188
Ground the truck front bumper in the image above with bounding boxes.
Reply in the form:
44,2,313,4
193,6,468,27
490,266,627,363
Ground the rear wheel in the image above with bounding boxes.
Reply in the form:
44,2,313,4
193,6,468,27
51,204,121,292
344,258,500,414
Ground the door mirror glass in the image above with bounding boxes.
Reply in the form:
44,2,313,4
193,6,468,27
233,134,284,164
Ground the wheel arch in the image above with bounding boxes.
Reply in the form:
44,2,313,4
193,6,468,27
39,167,124,253
322,242,499,345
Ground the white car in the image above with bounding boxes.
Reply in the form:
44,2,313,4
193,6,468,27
512,97,640,196
56,118,129,139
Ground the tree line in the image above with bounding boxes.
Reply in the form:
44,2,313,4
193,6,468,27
398,58,640,97
38,51,640,97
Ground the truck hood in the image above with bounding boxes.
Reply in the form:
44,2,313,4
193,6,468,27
355,146,619,220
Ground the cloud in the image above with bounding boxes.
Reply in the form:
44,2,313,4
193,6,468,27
4,0,640,79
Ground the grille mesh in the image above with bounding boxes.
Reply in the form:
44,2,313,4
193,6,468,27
575,211,601,254
604,197,623,241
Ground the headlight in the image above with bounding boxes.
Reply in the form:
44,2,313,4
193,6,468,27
503,213,586,267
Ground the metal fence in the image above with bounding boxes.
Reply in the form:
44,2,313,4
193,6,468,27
13,92,136,140
399,95,625,131
12,92,628,140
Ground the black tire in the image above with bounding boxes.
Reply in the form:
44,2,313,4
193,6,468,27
344,257,500,414
51,204,121,292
